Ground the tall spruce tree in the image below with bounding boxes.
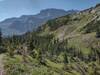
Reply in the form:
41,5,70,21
0,28,2,46
96,27,100,38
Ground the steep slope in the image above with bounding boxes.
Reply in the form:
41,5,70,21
36,4,100,56
3,4,100,75
38,4,100,40
0,9,78,36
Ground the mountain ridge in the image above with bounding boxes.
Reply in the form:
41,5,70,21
37,4,100,41
0,8,78,36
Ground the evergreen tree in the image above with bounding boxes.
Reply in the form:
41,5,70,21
0,28,7,53
0,28,2,46
96,27,100,38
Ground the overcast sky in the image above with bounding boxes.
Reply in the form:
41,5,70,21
0,0,100,21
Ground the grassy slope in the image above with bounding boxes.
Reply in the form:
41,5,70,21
3,4,100,75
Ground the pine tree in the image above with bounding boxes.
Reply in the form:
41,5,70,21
0,28,2,46
96,27,100,38
0,28,6,53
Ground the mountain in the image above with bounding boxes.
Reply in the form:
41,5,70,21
2,4,100,75
0,8,78,36
3,3,100,75
35,3,100,66
38,4,100,40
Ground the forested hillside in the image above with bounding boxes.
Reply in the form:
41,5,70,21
0,4,100,75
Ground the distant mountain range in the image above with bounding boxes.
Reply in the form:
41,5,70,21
0,8,78,36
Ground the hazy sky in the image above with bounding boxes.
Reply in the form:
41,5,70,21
0,0,100,21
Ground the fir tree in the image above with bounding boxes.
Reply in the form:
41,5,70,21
96,27,100,38
0,28,2,46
